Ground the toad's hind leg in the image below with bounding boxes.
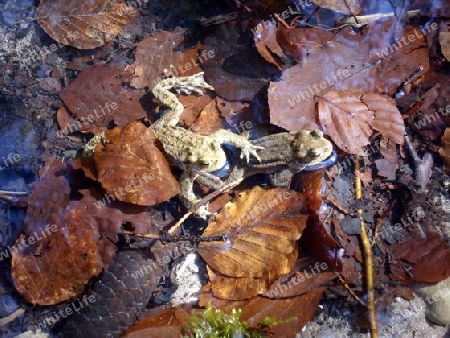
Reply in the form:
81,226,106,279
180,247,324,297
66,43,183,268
151,73,214,128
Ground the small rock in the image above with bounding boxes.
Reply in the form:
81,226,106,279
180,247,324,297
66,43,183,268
414,276,450,325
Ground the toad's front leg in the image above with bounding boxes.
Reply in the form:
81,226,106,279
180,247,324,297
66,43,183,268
179,170,213,218
210,129,263,163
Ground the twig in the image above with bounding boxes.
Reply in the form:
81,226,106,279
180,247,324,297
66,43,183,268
354,155,378,338
168,179,243,235
0,190,28,195
338,275,366,307
323,196,356,217
372,200,396,246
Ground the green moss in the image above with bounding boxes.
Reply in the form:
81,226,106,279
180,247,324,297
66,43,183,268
183,303,297,338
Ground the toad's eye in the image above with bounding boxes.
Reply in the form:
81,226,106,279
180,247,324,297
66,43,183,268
186,154,197,163
309,149,322,158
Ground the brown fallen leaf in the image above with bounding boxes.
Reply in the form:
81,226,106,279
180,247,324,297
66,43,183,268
206,250,297,301
363,93,405,146
200,24,269,101
199,284,325,337
262,256,336,298
318,90,374,155
77,186,155,235
310,0,361,15
124,306,190,338
318,91,405,155
439,128,450,174
80,121,180,206
439,31,450,61
12,209,104,305
268,19,429,131
253,22,285,69
380,137,399,163
128,28,185,89
375,159,397,180
389,233,450,283
277,26,335,62
56,106,104,137
11,160,114,305
268,39,376,131
177,94,215,128
190,99,226,135
35,0,138,49
59,63,152,132
197,187,307,300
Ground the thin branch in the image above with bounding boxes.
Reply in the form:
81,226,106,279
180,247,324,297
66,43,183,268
354,155,378,338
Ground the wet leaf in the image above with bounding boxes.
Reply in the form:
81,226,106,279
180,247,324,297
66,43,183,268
318,91,404,155
59,63,151,131
268,41,376,131
35,0,138,49
124,306,190,338
439,31,450,61
310,0,361,15
277,26,335,62
10,160,113,305
190,99,225,135
389,233,450,283
128,28,186,89
253,22,285,69
268,20,428,131
201,27,269,101
439,128,450,174
375,159,397,180
199,285,325,336
197,187,307,299
12,209,104,305
317,91,374,155
81,121,180,206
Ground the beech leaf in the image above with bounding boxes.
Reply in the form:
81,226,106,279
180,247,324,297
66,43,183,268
268,21,428,131
36,0,138,49
81,121,180,206
11,162,110,305
58,63,150,132
199,285,325,336
197,187,307,299
318,91,405,155
128,28,185,89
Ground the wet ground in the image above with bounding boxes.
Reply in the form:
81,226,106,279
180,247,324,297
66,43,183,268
0,0,449,337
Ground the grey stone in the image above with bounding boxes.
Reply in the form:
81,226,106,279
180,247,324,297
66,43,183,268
414,276,450,325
